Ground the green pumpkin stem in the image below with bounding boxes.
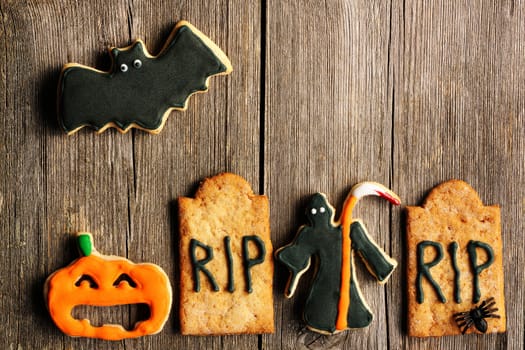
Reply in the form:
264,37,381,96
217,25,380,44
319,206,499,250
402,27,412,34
77,233,93,257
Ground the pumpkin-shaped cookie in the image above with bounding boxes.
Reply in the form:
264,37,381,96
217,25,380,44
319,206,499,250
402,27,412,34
44,232,172,340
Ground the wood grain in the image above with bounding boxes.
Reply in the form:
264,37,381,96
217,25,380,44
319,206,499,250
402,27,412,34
0,0,523,349
265,1,394,349
389,0,524,349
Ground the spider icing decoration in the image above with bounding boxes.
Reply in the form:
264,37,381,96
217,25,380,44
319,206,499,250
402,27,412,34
453,297,500,334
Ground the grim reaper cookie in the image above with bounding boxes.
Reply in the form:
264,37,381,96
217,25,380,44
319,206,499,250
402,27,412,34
406,180,506,337
178,173,274,335
275,182,401,335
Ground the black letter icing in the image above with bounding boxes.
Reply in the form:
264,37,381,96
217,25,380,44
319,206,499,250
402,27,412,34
416,241,446,304
467,240,494,303
449,242,461,303
224,236,235,293
190,239,219,292
242,235,266,293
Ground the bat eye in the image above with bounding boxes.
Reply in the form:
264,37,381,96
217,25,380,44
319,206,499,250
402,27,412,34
311,208,317,215
133,59,142,69
319,207,326,213
120,63,129,72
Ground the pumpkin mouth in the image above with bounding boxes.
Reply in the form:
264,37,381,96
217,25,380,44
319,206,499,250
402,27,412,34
71,303,151,330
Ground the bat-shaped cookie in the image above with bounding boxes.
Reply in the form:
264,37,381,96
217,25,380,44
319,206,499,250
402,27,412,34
58,21,232,135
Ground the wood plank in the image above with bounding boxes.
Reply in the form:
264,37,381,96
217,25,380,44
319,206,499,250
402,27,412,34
389,0,524,349
125,0,262,349
265,1,394,348
1,1,133,349
0,0,262,348
1,0,524,348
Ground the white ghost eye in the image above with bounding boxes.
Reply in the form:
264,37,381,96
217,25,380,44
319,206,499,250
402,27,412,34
120,63,128,72
319,207,326,213
133,59,142,69
311,208,317,215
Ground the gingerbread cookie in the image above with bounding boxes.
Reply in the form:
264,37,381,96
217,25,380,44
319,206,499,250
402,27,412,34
44,233,172,340
275,182,400,335
58,20,232,135
406,180,506,337
178,173,274,335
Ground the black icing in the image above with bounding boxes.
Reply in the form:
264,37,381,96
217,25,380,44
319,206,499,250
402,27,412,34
416,240,446,304
241,235,266,293
190,239,219,292
59,24,229,133
276,193,395,333
467,240,494,303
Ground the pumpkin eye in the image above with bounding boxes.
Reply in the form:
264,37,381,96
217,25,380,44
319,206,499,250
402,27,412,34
113,273,137,288
75,274,98,289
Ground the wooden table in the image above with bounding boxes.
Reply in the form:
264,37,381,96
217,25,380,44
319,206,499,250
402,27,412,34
1,1,523,349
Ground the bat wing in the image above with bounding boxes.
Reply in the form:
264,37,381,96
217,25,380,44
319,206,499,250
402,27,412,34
58,21,232,135
151,21,233,110
58,66,121,134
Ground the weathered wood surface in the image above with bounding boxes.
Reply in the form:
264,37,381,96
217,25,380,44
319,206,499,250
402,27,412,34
0,0,523,349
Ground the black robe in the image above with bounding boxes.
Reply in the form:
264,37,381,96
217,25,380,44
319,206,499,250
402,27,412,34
277,214,396,333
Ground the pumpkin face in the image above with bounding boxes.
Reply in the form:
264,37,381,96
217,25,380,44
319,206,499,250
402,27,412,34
45,233,172,340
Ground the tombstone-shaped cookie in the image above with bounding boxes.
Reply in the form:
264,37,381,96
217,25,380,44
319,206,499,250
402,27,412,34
178,173,274,335
406,180,506,337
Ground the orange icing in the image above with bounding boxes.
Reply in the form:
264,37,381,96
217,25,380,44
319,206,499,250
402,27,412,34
335,195,357,331
46,253,172,340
